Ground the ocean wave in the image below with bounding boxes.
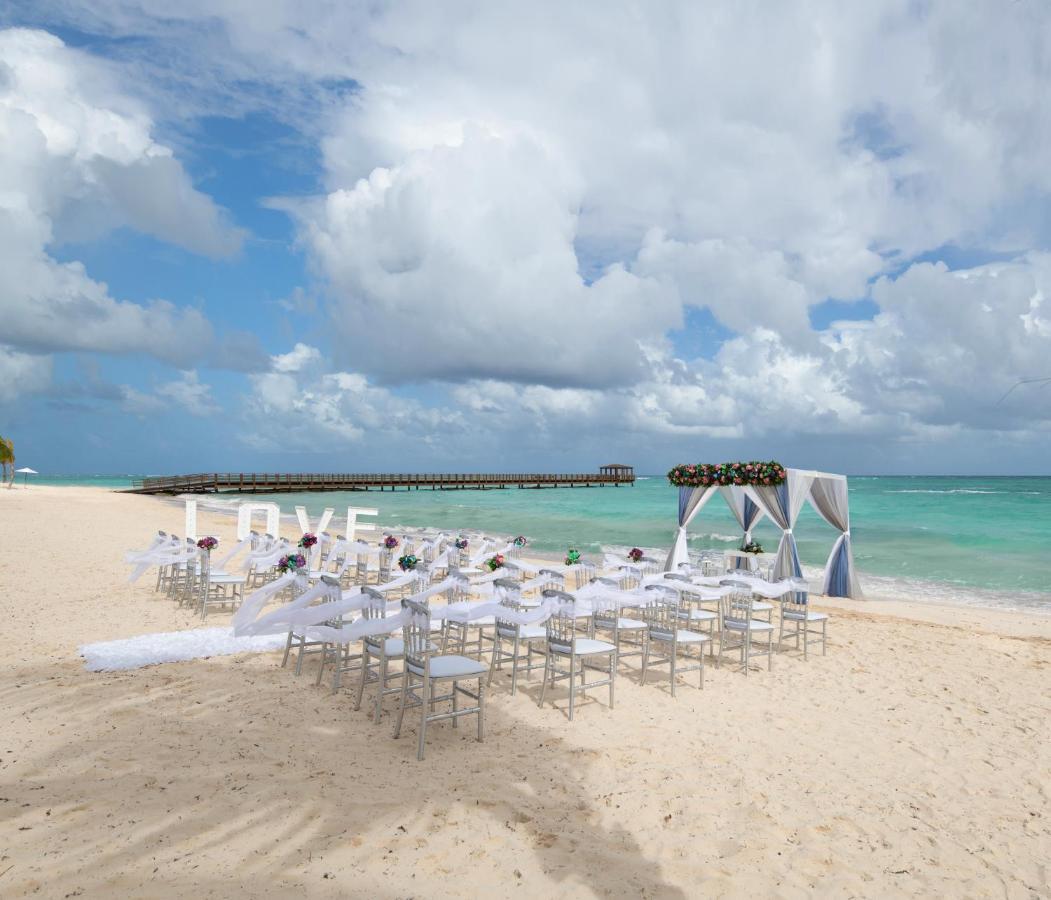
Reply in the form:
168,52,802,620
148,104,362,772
688,532,740,543
883,489,1007,495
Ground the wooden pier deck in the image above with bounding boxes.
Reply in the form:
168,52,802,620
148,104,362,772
124,466,635,495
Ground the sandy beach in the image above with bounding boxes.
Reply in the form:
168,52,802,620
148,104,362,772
1,485,1049,898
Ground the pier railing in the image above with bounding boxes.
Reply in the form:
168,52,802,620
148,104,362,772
124,470,635,495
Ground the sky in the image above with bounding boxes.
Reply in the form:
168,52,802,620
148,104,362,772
1,1,1050,476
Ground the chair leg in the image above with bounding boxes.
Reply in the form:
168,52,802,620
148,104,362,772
699,645,705,689
641,636,650,685
822,619,827,656
393,667,408,739
510,635,520,696
417,675,429,761
354,654,369,711
315,644,328,686
452,680,459,728
568,653,576,721
374,655,387,724
487,634,500,687
281,631,294,668
609,652,615,709
803,622,809,660
670,642,677,698
477,676,485,742
294,637,306,675
538,654,551,708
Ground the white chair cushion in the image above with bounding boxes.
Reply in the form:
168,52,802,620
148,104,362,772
673,629,709,643
408,654,488,678
557,638,616,656
616,617,647,630
496,624,546,640
723,619,774,632
651,628,710,644
366,637,437,656
209,574,246,585
783,610,828,622
684,609,717,622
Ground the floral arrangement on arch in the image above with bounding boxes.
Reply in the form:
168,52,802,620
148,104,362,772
627,547,644,563
298,532,318,549
740,541,764,554
196,536,218,552
513,535,528,547
277,553,307,573
383,535,400,550
454,537,469,550
485,553,506,572
398,554,419,571
565,548,581,566
667,460,786,488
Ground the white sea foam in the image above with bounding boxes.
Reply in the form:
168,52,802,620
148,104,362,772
883,489,1006,495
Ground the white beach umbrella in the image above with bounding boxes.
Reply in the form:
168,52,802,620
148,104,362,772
15,466,37,487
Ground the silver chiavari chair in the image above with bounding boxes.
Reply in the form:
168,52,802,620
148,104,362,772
393,598,487,761
537,590,616,721
778,587,828,659
487,579,546,695
590,577,646,669
640,585,708,694
718,587,775,674
354,586,408,723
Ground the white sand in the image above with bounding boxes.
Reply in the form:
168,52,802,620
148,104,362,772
1,485,1049,897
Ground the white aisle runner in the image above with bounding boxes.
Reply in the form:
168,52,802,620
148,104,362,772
80,628,286,672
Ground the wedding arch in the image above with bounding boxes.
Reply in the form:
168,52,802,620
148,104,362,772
665,461,861,598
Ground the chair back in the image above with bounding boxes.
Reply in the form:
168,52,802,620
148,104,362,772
642,585,679,640
539,569,564,591
495,586,525,636
401,597,432,671
591,577,621,628
720,589,755,627
541,589,576,652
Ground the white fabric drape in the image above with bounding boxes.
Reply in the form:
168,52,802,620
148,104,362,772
807,476,862,598
719,485,765,544
745,470,815,581
664,486,717,572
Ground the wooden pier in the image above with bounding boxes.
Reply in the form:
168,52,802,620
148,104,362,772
124,464,635,495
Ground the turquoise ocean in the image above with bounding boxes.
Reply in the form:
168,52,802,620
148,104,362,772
36,474,1051,612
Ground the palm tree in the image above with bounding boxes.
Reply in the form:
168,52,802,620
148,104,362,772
0,435,14,488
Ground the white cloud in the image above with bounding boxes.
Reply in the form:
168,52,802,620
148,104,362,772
5,5,1051,455
0,345,53,400
0,27,241,366
121,370,219,417
244,345,463,449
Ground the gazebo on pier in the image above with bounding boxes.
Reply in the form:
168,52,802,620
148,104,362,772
599,463,635,484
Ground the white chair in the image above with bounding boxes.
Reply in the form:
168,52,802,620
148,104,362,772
720,578,774,623
590,577,646,669
640,587,708,694
487,579,546,695
537,590,616,721
718,589,774,674
354,586,409,723
778,590,828,659
280,576,337,675
393,598,487,761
